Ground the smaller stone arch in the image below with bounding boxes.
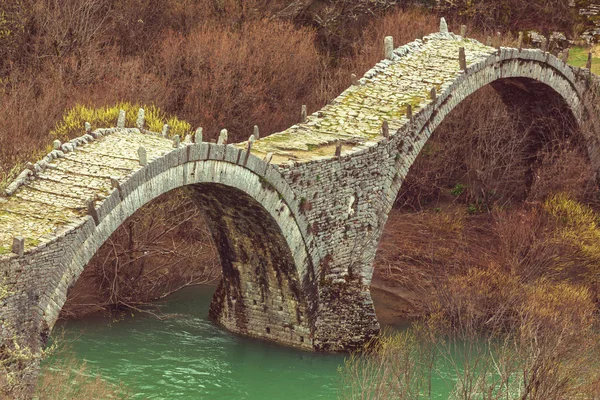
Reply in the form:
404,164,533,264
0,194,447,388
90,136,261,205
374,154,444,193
41,145,318,349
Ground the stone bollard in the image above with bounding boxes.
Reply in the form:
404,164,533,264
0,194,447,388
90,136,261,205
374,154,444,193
562,49,570,63
117,109,126,128
162,124,170,137
85,122,91,134
301,105,307,123
110,177,120,190
459,47,467,71
460,25,467,38
173,135,180,148
335,142,342,158
53,140,61,150
540,37,548,52
264,152,273,164
194,127,203,143
86,198,100,225
351,73,359,86
381,120,389,139
587,52,593,70
184,134,193,143
384,36,394,60
244,135,255,165
517,32,524,51
439,17,448,34
138,146,147,166
136,108,145,130
254,125,260,140
486,36,492,47
26,162,35,175
110,177,123,199
12,236,24,257
406,104,413,121
218,129,228,145
496,32,502,49
430,87,437,101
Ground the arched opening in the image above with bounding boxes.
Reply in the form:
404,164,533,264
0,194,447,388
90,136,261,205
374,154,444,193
59,181,311,348
371,77,597,327
59,187,219,319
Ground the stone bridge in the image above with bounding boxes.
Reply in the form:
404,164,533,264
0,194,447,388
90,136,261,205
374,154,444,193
1,20,600,374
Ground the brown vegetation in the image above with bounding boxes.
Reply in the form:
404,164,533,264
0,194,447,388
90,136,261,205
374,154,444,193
438,0,577,34
374,83,598,318
35,346,132,399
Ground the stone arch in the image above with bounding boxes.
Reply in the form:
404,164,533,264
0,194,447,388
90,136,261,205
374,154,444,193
384,50,600,224
40,145,317,350
352,50,600,304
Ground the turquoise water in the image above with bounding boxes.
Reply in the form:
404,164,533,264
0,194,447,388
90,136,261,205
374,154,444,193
50,285,479,399
52,285,345,399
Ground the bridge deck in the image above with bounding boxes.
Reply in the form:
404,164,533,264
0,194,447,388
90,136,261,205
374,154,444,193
246,35,494,163
0,33,496,254
0,131,174,254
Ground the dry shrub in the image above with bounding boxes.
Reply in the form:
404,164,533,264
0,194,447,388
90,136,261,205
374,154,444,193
60,187,219,318
0,338,42,399
396,86,529,209
434,266,522,334
0,1,335,179
0,69,68,189
408,253,600,398
514,282,600,400
338,328,435,400
0,0,113,74
0,50,171,189
490,194,600,297
528,143,597,203
36,353,131,399
107,0,291,56
155,20,328,142
373,205,497,317
294,0,404,57
345,8,438,77
342,278,600,399
435,195,600,333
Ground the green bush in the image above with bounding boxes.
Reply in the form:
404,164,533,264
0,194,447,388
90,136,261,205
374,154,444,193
50,103,192,142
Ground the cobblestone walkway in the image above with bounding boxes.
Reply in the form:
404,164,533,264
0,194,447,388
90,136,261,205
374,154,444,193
0,130,174,254
248,33,494,162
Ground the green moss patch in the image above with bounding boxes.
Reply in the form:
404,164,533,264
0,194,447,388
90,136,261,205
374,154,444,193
568,46,600,75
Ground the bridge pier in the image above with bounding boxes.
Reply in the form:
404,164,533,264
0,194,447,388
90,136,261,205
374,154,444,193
313,278,379,351
191,183,315,349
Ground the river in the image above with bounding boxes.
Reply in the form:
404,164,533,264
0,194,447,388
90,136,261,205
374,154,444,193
50,285,463,399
